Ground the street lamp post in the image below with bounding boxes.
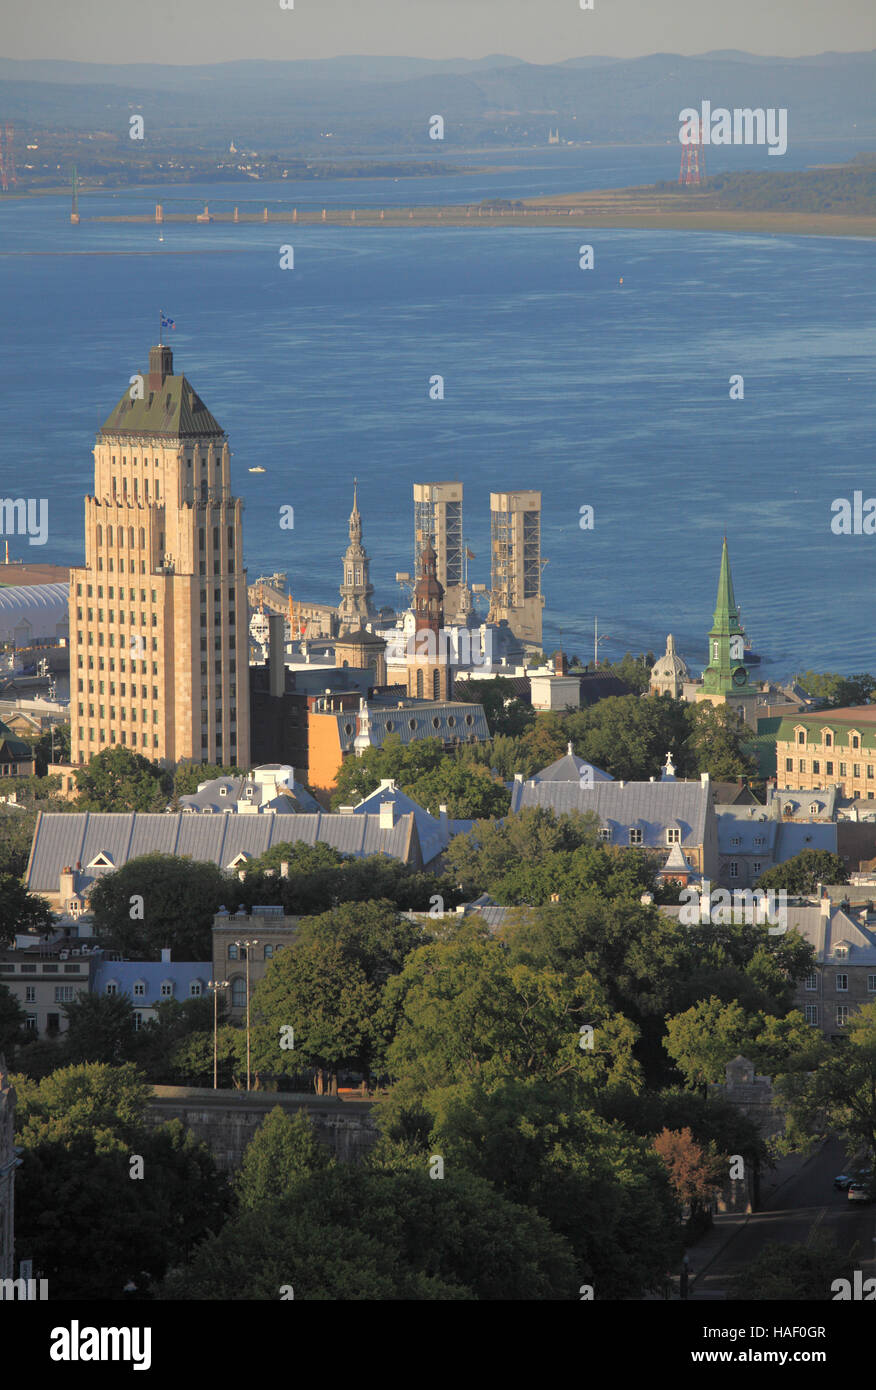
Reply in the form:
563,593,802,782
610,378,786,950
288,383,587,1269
207,979,229,1090
594,617,612,670
234,939,259,1091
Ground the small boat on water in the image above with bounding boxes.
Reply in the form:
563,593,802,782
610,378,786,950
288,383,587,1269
248,466,266,473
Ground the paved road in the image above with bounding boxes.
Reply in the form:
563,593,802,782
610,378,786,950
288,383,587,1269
693,1139,876,1299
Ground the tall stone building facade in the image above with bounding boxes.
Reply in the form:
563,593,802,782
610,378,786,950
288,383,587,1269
70,345,251,768
337,482,377,635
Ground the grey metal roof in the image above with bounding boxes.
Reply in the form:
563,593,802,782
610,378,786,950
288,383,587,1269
767,786,840,820
785,905,876,964
332,700,490,756
718,808,778,856
351,780,475,866
179,772,320,815
509,779,710,847
775,822,838,859
26,810,419,895
93,960,212,1000
531,746,613,784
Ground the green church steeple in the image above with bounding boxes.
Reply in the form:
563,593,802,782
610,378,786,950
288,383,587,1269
702,537,750,696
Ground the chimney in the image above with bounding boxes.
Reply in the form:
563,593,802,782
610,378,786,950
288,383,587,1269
700,772,710,786
269,614,285,697
160,946,171,963
279,861,289,878
148,344,173,391
438,803,448,827
379,801,395,830
820,894,831,919
514,773,523,783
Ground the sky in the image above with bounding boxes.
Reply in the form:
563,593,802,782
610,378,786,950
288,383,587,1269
3,0,875,66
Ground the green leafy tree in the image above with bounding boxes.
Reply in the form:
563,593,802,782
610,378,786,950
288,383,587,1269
382,936,641,1095
403,760,510,818
729,1237,854,1300
664,998,827,1090
61,990,138,1065
444,806,599,899
798,671,876,709
562,693,691,781
0,982,26,1054
457,678,535,737
775,1002,876,1157
14,1120,229,1299
671,920,816,1018
235,1106,331,1209
89,853,232,960
756,850,849,894
129,996,220,1083
683,702,758,781
169,1024,240,1089
330,735,446,809
74,745,172,812
493,842,666,906
12,1061,152,1153
373,1075,681,1299
0,873,54,947
294,899,427,988
600,652,654,696
24,723,71,776
163,1165,577,1300
253,939,379,1094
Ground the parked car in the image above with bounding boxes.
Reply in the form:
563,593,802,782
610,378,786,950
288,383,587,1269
834,1166,872,1190
847,1182,873,1204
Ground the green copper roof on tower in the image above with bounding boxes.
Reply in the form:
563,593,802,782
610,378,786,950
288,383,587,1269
711,535,743,636
702,537,750,696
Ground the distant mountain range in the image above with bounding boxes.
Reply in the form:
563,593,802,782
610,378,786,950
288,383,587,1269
0,51,874,153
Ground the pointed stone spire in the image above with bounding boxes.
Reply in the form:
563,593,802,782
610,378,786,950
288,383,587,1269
349,478,362,544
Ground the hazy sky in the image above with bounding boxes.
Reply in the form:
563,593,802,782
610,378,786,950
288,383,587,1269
5,0,876,65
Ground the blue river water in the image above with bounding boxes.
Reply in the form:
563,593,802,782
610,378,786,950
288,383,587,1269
0,141,874,676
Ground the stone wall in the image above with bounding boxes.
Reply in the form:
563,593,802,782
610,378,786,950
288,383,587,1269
145,1086,377,1172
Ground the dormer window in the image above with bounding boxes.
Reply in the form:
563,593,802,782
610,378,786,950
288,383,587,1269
666,828,681,844
796,729,806,746
809,803,820,814
160,980,174,998
133,981,146,997
823,730,833,748
852,734,861,750
190,980,203,997
219,785,228,796
87,850,115,870
598,827,611,842
629,828,643,845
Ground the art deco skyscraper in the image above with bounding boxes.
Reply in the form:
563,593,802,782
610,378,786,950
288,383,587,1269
69,344,250,768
